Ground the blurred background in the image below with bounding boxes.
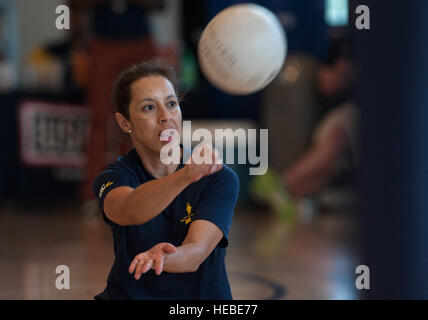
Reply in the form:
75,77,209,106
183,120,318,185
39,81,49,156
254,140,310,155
0,0,427,300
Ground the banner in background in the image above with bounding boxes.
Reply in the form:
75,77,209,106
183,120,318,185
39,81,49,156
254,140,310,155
19,100,90,167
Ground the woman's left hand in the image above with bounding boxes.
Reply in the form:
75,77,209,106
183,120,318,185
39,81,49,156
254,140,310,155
129,242,177,279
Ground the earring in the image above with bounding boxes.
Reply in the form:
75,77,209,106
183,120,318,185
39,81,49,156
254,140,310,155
128,129,132,134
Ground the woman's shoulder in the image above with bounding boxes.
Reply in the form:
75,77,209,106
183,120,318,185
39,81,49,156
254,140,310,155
96,149,138,179
218,164,239,180
108,149,138,169
92,150,138,195
202,165,240,191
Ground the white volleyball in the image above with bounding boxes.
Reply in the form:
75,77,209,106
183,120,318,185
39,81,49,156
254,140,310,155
198,3,287,95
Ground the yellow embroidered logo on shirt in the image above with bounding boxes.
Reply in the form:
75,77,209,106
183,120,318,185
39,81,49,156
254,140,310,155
180,202,195,225
99,181,114,198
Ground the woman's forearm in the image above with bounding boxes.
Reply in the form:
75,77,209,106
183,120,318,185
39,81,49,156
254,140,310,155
162,243,205,273
124,167,192,225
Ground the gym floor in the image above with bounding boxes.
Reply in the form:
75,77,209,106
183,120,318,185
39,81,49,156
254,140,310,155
0,203,358,300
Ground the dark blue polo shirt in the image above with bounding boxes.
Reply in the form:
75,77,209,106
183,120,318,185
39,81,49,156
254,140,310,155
92,148,239,300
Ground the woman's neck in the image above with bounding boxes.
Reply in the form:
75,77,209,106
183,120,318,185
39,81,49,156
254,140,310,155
135,145,182,179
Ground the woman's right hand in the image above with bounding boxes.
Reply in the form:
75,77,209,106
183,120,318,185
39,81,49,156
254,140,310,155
129,242,177,279
184,143,223,183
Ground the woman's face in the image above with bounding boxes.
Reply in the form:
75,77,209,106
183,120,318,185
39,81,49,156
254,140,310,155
126,75,182,154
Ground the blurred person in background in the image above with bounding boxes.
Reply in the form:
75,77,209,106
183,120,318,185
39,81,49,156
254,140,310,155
253,37,356,218
283,101,357,199
282,39,357,199
69,0,168,211
282,40,358,198
21,0,168,208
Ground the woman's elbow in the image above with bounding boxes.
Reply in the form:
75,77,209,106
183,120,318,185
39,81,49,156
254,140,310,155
109,204,142,226
189,262,201,273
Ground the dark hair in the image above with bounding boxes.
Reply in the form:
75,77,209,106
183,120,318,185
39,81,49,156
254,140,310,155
112,60,179,120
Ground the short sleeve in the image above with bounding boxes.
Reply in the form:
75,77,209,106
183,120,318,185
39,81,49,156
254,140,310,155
192,166,240,248
92,168,132,226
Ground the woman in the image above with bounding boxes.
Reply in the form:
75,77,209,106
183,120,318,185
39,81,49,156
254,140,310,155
93,60,239,299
